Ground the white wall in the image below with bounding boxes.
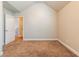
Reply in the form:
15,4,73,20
19,3,57,39
58,1,79,53
0,1,3,55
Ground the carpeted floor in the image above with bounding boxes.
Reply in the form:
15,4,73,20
3,40,77,57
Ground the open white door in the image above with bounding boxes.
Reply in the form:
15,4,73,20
5,13,16,44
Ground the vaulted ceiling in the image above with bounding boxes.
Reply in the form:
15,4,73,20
3,1,70,13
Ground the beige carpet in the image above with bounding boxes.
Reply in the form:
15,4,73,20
3,40,77,57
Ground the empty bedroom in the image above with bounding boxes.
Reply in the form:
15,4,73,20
0,1,79,57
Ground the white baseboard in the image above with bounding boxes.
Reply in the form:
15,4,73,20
24,38,58,41
58,40,79,57
0,51,3,56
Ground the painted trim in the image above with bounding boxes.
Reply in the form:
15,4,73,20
24,38,58,41
58,39,79,57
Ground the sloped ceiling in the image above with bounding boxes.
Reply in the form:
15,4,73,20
4,1,70,13
45,1,70,11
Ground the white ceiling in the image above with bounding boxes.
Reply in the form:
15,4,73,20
6,1,70,12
